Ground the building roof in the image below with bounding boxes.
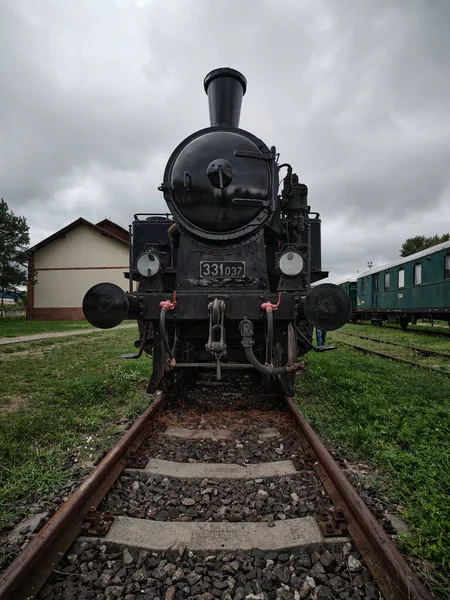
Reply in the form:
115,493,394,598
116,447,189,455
95,219,129,242
30,217,129,252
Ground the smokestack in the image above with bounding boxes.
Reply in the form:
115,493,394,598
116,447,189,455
204,67,247,128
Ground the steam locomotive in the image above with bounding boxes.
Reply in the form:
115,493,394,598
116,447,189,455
83,68,351,396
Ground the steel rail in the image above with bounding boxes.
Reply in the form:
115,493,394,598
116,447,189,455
285,396,432,600
337,339,449,375
355,322,450,338
0,392,167,600
341,331,450,358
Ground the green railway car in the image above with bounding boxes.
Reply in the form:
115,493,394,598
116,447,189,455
339,241,450,328
338,279,357,317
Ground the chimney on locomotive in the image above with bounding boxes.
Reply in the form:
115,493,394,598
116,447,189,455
204,67,247,128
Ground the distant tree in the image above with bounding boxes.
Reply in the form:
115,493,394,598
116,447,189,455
400,233,450,257
0,199,30,315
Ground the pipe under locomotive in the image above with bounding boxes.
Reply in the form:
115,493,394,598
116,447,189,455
83,68,351,396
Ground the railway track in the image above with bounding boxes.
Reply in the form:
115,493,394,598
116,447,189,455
356,322,450,338
342,332,450,359
0,378,432,600
333,334,450,375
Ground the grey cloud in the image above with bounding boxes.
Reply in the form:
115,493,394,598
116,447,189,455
0,0,449,282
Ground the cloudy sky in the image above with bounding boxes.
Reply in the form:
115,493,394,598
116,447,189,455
1,0,449,282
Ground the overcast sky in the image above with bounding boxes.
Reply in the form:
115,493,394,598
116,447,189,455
1,0,449,282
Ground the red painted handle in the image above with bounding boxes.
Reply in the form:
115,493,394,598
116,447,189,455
159,292,177,310
261,292,281,312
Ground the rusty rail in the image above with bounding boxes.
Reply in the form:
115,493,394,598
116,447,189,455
355,321,450,338
0,392,167,600
285,396,432,600
338,340,448,375
342,331,450,359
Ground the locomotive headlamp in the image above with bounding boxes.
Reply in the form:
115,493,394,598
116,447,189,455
137,251,161,278
279,251,304,276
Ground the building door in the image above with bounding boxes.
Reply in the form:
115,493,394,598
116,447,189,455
372,274,379,307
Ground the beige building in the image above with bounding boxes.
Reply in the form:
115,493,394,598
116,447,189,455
27,218,130,320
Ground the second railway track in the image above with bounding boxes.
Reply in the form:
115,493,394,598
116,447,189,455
0,378,432,600
356,322,450,338
340,332,450,359
331,332,450,375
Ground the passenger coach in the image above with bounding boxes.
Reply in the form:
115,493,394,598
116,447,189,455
339,241,450,329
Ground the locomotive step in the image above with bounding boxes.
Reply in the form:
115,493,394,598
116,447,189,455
124,459,297,480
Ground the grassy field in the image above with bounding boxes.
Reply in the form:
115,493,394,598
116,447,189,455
0,317,94,338
0,326,150,534
296,335,449,591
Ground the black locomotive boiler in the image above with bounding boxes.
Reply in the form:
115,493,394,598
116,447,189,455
83,68,351,396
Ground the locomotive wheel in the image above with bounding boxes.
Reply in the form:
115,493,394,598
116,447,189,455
147,321,176,395
296,320,313,356
161,371,175,393
161,321,177,394
137,320,154,355
275,323,297,397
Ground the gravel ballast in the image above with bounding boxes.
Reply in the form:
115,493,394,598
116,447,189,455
139,432,304,467
105,474,329,523
38,539,380,600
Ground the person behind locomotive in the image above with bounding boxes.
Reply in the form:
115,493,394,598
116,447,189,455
316,328,327,347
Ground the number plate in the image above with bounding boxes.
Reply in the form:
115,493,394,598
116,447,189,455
200,261,245,278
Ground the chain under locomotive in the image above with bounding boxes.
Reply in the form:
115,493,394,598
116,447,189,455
83,68,351,396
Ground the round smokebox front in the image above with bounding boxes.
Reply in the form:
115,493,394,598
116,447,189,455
167,130,271,233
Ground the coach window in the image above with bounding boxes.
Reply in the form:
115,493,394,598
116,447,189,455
398,268,404,288
361,278,365,295
384,271,390,290
414,263,422,285
445,255,450,280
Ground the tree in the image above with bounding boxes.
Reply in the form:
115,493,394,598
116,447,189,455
400,233,450,257
0,199,30,315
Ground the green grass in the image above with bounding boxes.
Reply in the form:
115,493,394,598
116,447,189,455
0,326,150,535
296,341,450,583
0,316,94,338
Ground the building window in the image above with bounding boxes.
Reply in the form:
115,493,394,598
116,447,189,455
398,269,404,288
445,255,450,280
414,263,422,285
384,271,390,290
361,278,365,295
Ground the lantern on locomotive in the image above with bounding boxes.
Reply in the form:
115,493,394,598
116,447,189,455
83,68,351,395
